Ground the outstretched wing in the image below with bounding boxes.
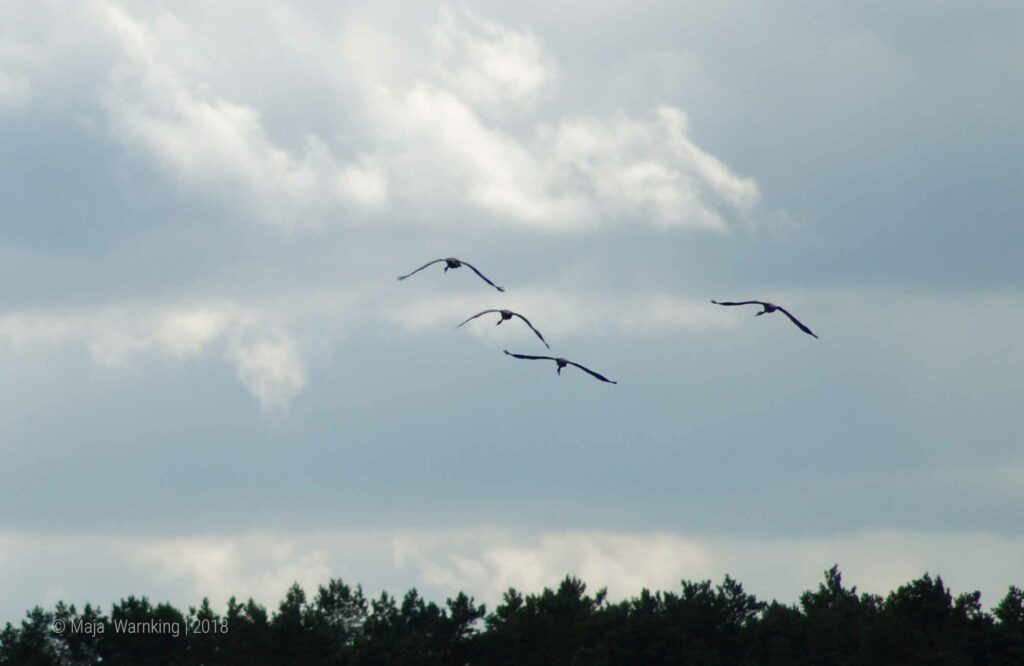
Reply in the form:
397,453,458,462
566,360,617,384
777,307,819,339
510,312,550,348
456,310,501,328
711,300,767,307
503,350,556,362
397,259,445,281
460,261,505,292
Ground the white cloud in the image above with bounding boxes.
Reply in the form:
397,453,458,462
369,69,756,232
95,1,388,231
0,304,244,365
226,335,306,411
0,285,733,409
410,531,714,599
130,534,332,605
2,527,1022,623
154,308,233,358
433,8,555,113
381,82,588,228
548,106,759,230
346,8,757,232
8,1,759,235
0,302,306,410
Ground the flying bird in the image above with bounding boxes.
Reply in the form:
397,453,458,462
397,258,505,292
503,350,617,384
458,310,550,348
711,300,819,338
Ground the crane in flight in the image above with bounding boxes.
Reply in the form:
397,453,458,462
458,310,550,348
503,350,617,384
710,300,818,339
397,258,505,292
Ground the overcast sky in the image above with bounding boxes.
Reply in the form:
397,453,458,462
2,0,1023,623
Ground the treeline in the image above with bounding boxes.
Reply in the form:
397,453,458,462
2,566,1023,665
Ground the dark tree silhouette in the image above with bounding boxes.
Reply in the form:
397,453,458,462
1,568,1020,665
993,586,1024,665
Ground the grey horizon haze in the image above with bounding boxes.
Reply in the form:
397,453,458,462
1,0,1023,623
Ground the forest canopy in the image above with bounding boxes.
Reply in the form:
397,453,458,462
3,566,1023,665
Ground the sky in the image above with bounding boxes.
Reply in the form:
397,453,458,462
1,0,1023,623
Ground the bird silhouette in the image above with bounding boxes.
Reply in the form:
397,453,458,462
711,300,818,338
503,350,616,384
458,310,550,348
397,258,505,292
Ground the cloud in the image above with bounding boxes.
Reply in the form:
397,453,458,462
0,304,243,365
433,8,555,113
0,302,306,410
95,1,388,231
225,335,306,411
379,82,588,228
407,531,714,600
0,284,733,409
7,1,759,235
3,527,1022,624
153,308,234,358
130,534,332,605
547,106,759,230
0,66,30,110
366,48,757,231
385,290,736,338
0,30,33,111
